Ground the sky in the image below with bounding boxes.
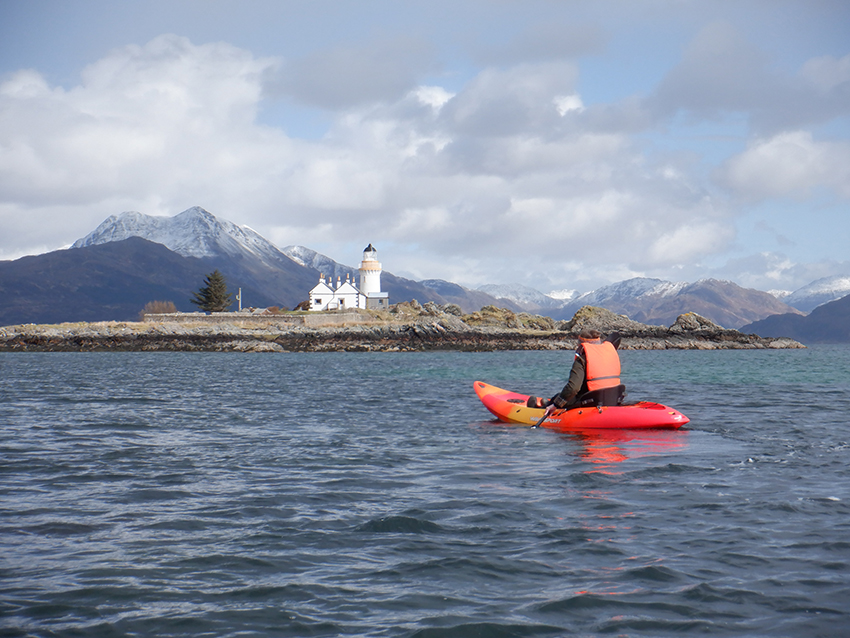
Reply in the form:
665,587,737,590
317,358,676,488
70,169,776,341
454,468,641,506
1,0,849,295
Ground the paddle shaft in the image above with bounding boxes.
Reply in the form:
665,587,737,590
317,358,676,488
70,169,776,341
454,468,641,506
532,409,552,428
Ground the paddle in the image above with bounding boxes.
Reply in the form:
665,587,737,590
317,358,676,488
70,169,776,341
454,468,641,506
532,405,556,428
531,411,549,428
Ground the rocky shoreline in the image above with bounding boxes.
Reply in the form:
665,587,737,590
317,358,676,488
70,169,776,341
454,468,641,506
0,303,805,352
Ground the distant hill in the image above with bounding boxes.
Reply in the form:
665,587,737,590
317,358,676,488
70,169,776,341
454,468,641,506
739,293,850,343
0,237,278,325
420,279,524,314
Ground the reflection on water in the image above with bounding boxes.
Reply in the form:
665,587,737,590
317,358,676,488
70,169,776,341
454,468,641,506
560,429,690,470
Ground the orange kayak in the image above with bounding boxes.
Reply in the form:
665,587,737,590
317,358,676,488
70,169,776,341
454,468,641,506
474,381,689,430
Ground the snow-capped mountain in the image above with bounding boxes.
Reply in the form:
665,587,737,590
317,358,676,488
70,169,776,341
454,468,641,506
476,283,564,309
767,289,792,300
70,207,322,310
485,278,688,315
566,278,687,309
547,277,800,328
72,206,287,265
547,288,580,302
783,275,850,313
281,245,358,282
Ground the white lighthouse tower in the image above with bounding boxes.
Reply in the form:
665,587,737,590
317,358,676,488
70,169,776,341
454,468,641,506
359,244,381,295
358,244,389,309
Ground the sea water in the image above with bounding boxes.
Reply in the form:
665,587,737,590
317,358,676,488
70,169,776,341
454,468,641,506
1,347,849,637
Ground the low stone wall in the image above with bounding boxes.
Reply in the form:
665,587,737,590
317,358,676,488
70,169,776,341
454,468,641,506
143,311,376,328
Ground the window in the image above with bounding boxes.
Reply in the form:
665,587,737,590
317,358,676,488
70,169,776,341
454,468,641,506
314,298,322,305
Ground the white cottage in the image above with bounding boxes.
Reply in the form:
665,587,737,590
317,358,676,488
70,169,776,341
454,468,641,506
308,244,390,311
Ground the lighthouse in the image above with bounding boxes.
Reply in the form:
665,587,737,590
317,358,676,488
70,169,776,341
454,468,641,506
358,244,389,309
358,244,381,295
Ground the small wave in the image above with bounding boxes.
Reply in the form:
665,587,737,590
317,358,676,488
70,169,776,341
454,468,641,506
539,592,697,617
620,564,683,583
221,583,343,603
682,582,745,604
536,526,591,544
357,515,444,534
410,621,565,638
20,521,107,536
599,617,718,634
80,419,152,430
124,488,195,502
537,593,730,633
788,539,850,552
538,593,620,613
681,581,775,607
169,554,278,572
141,518,210,532
716,551,772,568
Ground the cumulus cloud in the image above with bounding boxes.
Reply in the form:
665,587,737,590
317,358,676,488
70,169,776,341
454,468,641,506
0,34,284,210
439,61,581,137
717,131,850,200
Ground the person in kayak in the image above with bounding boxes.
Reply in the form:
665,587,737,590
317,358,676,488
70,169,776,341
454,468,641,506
527,329,622,413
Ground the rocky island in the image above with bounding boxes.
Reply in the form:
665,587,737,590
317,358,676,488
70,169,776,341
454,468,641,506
0,303,805,352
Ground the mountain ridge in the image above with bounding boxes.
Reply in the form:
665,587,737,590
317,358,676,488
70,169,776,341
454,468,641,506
740,293,850,343
483,276,802,329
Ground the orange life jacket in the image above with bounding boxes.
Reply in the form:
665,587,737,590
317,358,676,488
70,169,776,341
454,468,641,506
582,341,621,391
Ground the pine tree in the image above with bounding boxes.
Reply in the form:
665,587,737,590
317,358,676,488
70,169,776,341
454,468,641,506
190,270,233,312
